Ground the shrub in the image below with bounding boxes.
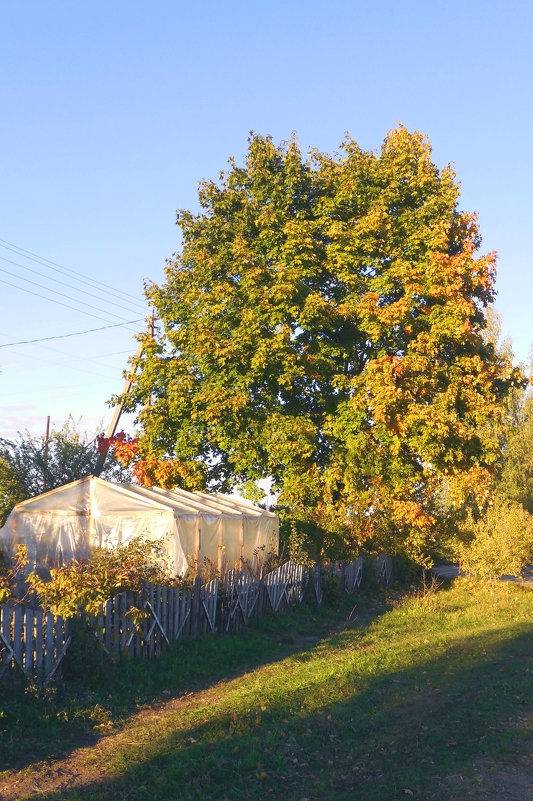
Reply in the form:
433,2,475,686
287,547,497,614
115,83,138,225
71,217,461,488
459,496,533,590
27,536,177,617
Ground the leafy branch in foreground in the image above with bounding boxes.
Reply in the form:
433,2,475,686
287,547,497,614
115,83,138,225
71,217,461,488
27,537,177,617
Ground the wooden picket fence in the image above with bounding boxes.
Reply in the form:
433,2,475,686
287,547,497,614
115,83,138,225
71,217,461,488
0,556,381,684
326,556,365,593
0,603,70,685
89,560,309,656
375,553,393,585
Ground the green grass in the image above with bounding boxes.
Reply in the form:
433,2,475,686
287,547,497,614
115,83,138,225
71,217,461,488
1,579,532,800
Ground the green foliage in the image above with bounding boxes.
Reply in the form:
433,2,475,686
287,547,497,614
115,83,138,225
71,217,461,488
459,495,533,589
0,544,28,603
0,416,131,524
27,536,176,617
124,126,523,565
278,513,362,564
0,455,25,527
497,393,533,513
279,519,313,566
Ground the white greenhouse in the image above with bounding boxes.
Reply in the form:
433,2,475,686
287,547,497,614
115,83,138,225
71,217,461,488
0,476,279,577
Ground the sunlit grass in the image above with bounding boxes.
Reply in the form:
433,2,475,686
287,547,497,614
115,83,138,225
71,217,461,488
1,579,532,800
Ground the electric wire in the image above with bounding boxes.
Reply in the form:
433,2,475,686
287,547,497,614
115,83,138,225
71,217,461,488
0,239,151,431
1,336,139,383
0,238,148,311
0,254,145,317
0,259,141,324
0,320,143,348
0,276,142,328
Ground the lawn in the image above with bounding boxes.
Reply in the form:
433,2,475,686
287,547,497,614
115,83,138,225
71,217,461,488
1,578,532,800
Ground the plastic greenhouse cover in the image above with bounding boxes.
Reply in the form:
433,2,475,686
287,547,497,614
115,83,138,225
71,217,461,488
0,475,279,577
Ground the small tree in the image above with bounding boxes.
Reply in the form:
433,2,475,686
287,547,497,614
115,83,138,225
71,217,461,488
459,496,533,591
0,544,29,604
0,455,26,527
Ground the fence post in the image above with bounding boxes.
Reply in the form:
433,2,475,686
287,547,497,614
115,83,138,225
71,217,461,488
339,561,346,595
44,612,54,679
313,563,323,606
190,574,202,638
34,607,44,680
24,609,33,675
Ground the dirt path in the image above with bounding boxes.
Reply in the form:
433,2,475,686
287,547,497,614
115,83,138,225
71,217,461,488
3,700,532,801
444,755,533,800
0,686,215,800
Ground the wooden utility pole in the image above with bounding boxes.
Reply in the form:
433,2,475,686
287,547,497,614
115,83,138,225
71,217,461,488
94,315,154,477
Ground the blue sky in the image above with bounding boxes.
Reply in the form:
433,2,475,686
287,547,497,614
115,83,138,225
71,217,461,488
1,0,531,440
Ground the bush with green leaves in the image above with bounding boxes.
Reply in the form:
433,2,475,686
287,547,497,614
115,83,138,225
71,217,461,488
459,495,533,590
27,536,177,617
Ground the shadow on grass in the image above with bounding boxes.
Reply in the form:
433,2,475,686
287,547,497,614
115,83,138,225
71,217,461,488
6,597,533,801
0,594,383,772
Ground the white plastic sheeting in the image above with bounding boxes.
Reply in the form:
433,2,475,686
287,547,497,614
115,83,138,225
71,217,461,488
0,476,279,577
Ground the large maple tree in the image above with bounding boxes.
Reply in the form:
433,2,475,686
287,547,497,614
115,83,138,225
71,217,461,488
119,126,523,562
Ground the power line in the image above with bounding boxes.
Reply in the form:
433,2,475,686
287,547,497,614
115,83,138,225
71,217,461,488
0,238,148,310
0,254,145,317
0,260,141,324
0,275,141,327
0,335,144,384
0,319,144,348
0,267,141,330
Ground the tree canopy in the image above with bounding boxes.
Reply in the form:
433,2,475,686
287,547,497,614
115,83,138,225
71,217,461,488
119,126,523,563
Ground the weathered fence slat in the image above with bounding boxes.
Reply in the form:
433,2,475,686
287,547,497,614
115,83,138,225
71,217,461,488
0,605,14,677
176,588,191,638
34,608,43,679
13,606,23,672
24,609,33,675
44,612,54,678
161,585,168,649
171,586,179,639
54,615,62,669
133,590,143,657
104,599,112,655
313,564,323,606
376,553,393,585
45,617,71,686
146,582,154,658
144,598,171,649
155,584,162,656
125,590,136,651
201,578,218,633
118,593,127,654
112,594,120,655
190,575,202,638
237,573,259,624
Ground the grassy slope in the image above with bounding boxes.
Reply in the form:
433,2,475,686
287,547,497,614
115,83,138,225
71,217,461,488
1,579,532,800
